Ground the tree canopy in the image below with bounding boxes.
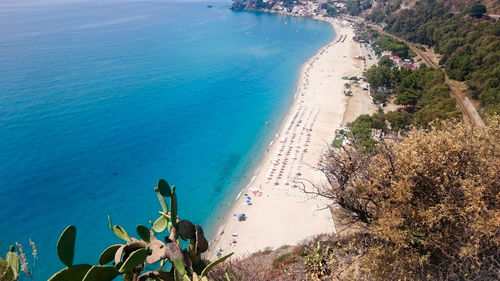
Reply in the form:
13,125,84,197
369,0,500,114
468,4,487,18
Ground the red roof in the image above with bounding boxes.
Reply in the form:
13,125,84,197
403,63,415,70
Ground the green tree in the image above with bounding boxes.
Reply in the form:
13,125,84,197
346,0,361,16
373,0,500,114
378,55,393,67
364,65,392,92
395,89,418,106
447,55,474,81
348,114,376,153
373,93,388,104
469,4,487,18
321,3,337,17
384,111,412,133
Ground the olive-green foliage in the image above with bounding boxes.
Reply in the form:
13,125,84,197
0,257,16,281
373,93,387,104
374,36,413,59
378,55,393,68
320,3,337,17
375,1,500,114
57,225,76,267
366,0,402,23
364,65,392,92
272,253,295,270
48,179,233,281
353,65,461,151
395,67,461,125
468,4,487,18
348,114,378,153
303,242,337,280
363,58,410,94
0,246,20,281
361,51,463,146
384,111,412,133
332,133,345,148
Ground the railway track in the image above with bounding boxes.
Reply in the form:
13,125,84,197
368,24,485,128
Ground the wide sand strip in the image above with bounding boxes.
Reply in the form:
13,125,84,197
207,18,364,259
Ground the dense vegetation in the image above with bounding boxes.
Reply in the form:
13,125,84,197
343,0,372,16
354,55,461,152
369,0,500,114
320,3,337,17
371,36,414,59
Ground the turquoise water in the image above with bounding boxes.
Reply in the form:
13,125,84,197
0,0,334,279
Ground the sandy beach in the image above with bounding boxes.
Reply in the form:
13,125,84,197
207,17,371,259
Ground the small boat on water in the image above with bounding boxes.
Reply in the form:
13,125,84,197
206,5,213,8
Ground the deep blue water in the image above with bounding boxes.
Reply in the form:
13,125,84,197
0,0,334,279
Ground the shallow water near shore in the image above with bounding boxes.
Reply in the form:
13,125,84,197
0,0,333,278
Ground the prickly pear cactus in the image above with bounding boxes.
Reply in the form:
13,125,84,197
47,179,233,281
6,246,19,280
0,257,16,281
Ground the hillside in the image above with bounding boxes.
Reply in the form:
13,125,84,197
208,118,500,281
365,0,500,115
440,0,500,14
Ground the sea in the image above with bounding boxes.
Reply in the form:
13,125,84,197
0,0,334,279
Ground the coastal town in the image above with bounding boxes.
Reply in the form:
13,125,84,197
232,0,350,17
232,0,420,104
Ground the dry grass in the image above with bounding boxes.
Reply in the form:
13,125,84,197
207,234,360,281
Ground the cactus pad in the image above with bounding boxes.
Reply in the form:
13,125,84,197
57,225,76,267
118,248,149,273
153,215,168,233
98,244,122,265
136,225,151,243
177,220,196,240
48,264,92,281
157,179,172,197
200,253,233,277
82,265,118,281
0,258,15,281
172,258,186,276
6,247,19,279
170,192,178,226
195,225,209,253
156,192,169,214
112,225,131,242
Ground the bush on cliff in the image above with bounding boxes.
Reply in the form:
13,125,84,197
314,117,500,280
210,118,500,280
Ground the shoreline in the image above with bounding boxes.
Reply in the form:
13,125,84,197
206,16,368,259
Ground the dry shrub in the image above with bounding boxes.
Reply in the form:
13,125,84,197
207,247,306,281
313,117,500,280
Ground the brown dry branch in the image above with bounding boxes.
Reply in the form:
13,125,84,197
307,117,500,280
